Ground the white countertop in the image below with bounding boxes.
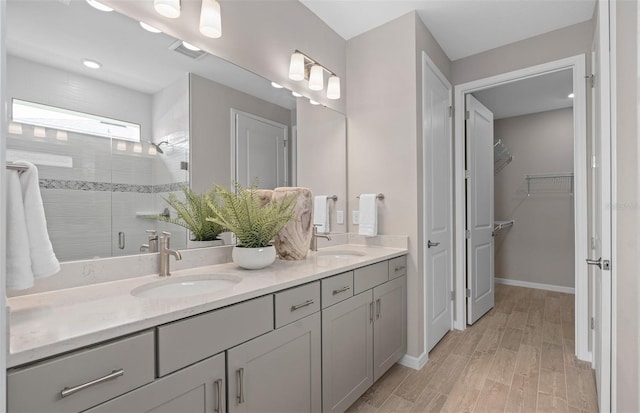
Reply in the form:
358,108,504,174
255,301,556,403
7,244,407,368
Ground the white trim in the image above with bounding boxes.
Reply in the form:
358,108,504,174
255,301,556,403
608,0,617,410
0,1,8,408
495,277,575,294
421,51,454,361
398,352,428,370
453,56,589,362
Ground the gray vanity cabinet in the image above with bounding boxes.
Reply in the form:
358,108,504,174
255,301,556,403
85,352,226,413
322,274,407,413
227,312,322,413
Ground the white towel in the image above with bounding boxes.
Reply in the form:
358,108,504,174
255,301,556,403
358,194,378,237
313,195,330,233
6,161,60,290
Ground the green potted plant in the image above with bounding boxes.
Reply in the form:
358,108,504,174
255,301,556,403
207,183,295,269
154,186,226,248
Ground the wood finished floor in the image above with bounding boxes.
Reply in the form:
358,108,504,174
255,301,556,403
347,284,598,413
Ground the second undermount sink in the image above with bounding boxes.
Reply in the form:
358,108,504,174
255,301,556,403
131,274,241,299
316,250,367,259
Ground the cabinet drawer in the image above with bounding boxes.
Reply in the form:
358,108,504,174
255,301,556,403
274,281,320,328
8,331,154,413
321,271,354,308
354,261,389,294
389,256,407,279
157,295,273,376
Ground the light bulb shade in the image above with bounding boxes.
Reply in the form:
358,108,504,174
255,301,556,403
199,0,222,38
309,65,324,91
289,52,305,81
154,0,180,18
327,75,340,99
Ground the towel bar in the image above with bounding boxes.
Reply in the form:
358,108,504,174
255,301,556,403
357,193,384,200
6,162,29,173
328,195,338,201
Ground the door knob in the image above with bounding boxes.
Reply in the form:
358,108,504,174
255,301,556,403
586,257,602,269
427,240,440,248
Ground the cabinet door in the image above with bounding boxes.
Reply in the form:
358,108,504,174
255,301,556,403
373,276,406,381
322,291,374,413
85,352,225,413
227,312,321,413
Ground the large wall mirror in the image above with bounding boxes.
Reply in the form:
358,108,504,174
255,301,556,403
5,0,347,263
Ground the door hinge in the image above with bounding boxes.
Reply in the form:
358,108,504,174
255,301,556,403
450,291,455,301
586,74,595,88
465,288,471,298
465,230,471,239
465,110,470,120
180,161,189,171
449,106,453,118
465,170,471,179
602,259,611,271
591,317,595,330
284,139,288,147
591,237,596,250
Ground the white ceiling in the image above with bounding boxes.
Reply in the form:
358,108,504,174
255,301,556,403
300,0,596,60
472,69,574,120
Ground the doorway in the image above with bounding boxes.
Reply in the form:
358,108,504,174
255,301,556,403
454,56,589,349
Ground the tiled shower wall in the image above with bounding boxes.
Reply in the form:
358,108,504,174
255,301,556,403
6,56,188,261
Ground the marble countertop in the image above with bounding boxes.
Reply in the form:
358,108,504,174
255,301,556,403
7,244,407,368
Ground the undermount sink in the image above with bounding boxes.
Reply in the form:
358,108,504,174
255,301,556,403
316,250,367,259
131,274,241,299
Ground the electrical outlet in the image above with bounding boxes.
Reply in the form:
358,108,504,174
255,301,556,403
336,210,344,224
353,210,359,225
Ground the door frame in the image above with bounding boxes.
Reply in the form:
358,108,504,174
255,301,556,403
230,108,289,189
421,51,454,360
452,55,590,360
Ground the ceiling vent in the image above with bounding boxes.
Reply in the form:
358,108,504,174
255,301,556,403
169,40,207,60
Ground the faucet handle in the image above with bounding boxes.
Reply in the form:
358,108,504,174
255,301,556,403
161,231,171,236
146,229,158,239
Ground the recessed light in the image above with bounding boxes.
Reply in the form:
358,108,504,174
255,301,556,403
182,41,200,51
271,82,283,89
309,99,320,106
568,93,574,99
56,130,68,141
86,0,113,12
140,21,162,33
34,127,47,138
83,59,101,69
292,91,302,98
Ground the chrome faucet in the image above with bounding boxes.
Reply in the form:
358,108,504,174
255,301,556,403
310,225,331,252
140,230,159,253
159,232,182,277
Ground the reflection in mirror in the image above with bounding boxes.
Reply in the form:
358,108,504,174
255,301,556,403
5,0,347,262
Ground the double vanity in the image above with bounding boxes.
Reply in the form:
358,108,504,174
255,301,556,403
7,243,408,413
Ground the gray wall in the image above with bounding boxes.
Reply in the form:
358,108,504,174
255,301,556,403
493,108,574,288
347,11,452,359
189,74,292,193
614,1,639,411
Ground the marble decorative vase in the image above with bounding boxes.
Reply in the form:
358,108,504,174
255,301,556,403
273,187,313,260
232,245,276,270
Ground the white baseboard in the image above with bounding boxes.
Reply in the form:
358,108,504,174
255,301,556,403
398,352,428,370
495,277,575,294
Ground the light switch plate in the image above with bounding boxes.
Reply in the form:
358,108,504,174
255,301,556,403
353,210,359,225
337,210,344,224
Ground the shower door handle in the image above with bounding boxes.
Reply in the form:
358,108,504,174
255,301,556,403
586,257,602,269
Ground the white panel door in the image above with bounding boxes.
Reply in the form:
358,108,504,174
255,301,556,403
234,111,287,189
589,2,612,409
465,94,495,325
423,55,453,351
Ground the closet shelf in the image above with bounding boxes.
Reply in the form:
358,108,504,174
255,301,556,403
494,139,512,175
526,173,574,195
494,220,514,233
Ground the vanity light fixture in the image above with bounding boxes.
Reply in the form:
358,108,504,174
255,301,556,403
83,59,101,69
140,21,162,33
154,0,181,18
86,0,113,12
182,41,200,51
199,0,222,38
271,82,284,89
292,91,303,98
568,93,574,98
288,50,341,100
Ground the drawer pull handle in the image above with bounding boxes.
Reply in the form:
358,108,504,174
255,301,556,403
376,298,381,319
60,369,124,398
291,299,314,311
236,368,245,405
332,286,350,295
214,379,223,412
395,265,406,272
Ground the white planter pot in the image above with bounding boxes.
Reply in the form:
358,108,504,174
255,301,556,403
186,239,225,249
232,245,276,270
